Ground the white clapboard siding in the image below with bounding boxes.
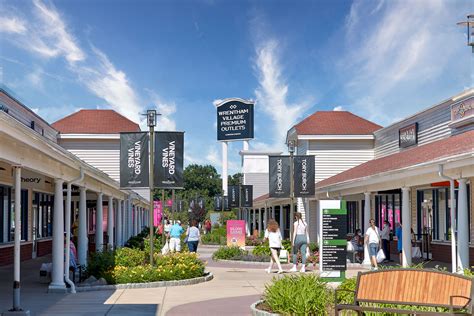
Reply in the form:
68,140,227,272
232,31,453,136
245,173,269,200
59,139,120,182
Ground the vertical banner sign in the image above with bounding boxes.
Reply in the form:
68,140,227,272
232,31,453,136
154,201,162,227
216,100,254,141
319,200,347,281
214,196,222,211
154,132,184,189
226,220,246,248
240,185,253,207
120,132,149,188
294,156,315,197
177,200,184,212
228,185,240,207
268,156,290,198
223,196,231,211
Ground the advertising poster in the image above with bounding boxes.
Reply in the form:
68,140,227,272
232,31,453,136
216,100,254,141
268,156,290,198
120,132,149,188
154,201,162,227
226,220,246,248
154,132,184,189
294,155,315,197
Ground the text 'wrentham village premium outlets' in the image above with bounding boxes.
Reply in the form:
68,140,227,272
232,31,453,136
241,89,473,272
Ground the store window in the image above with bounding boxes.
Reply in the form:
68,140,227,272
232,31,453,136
0,187,28,242
33,192,54,238
347,201,359,234
0,186,11,243
375,191,401,233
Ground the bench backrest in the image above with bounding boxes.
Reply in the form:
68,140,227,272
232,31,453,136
355,269,473,310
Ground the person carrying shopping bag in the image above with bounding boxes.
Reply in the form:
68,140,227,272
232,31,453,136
365,219,382,270
289,212,310,273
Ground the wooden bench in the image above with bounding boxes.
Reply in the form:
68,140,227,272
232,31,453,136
335,269,473,315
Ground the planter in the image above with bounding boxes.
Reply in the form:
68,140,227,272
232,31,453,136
250,300,280,316
217,259,271,265
75,272,213,292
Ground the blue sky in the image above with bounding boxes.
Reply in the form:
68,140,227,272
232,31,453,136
0,0,472,174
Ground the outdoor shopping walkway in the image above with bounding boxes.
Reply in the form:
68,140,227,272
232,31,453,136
1,245,367,316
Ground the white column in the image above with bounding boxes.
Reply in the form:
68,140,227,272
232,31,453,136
128,199,132,239
50,178,66,291
362,192,371,265
107,197,114,250
258,209,262,235
402,187,412,267
279,205,284,235
458,178,469,272
78,187,87,265
96,193,103,252
272,206,275,220
252,209,256,234
12,166,23,308
116,200,122,248
243,140,249,151
222,141,228,196
263,207,267,229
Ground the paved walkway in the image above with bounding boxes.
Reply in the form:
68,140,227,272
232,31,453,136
0,245,369,316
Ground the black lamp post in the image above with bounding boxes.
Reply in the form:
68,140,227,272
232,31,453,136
288,139,296,240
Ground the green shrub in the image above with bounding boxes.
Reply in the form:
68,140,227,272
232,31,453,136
336,277,357,305
264,274,333,315
252,241,271,257
86,250,115,282
115,247,146,267
212,246,246,260
201,226,226,245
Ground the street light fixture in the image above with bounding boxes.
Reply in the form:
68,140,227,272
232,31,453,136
457,14,474,50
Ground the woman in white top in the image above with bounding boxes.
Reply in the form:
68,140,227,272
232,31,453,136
186,219,200,253
264,219,283,274
290,212,310,273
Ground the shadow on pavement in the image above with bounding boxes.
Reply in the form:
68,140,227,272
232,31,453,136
166,294,260,316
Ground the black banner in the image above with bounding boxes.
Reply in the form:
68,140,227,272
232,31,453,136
214,196,222,211
176,200,184,212
269,156,290,198
216,100,254,141
120,132,149,188
223,196,230,211
294,156,315,197
240,185,253,207
228,185,240,207
154,132,184,189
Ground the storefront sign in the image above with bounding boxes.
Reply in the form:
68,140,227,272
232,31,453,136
321,201,347,272
120,132,149,188
294,156,315,197
216,99,254,141
269,156,290,198
226,220,246,248
451,97,474,127
154,132,184,189
399,123,418,148
228,185,240,207
240,185,253,207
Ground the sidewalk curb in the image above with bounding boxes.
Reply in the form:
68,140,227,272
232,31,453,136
250,300,279,316
75,272,213,292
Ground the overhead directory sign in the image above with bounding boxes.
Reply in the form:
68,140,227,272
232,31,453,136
154,132,184,189
120,132,149,188
268,156,290,198
294,156,315,197
216,99,254,141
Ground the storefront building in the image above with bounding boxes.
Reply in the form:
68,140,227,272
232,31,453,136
0,87,149,291
316,89,474,272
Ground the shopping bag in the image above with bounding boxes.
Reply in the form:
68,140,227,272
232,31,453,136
161,241,170,255
347,241,354,252
279,249,288,263
376,249,386,263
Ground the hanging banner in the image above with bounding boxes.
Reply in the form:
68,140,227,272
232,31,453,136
120,132,149,188
223,196,230,211
154,201,162,227
216,99,254,141
240,185,253,207
177,200,184,212
269,156,290,198
214,196,223,211
228,185,240,207
154,132,184,189
294,155,315,197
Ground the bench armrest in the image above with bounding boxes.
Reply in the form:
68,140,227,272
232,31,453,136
335,289,356,305
449,295,471,312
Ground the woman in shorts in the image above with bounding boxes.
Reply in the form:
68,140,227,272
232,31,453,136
264,219,284,274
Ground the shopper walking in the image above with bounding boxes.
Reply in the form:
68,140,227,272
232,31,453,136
264,219,284,274
395,222,403,266
365,219,381,270
289,212,310,273
186,220,200,253
381,220,391,262
169,221,184,252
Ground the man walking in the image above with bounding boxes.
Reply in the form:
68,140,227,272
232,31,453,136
365,219,381,270
169,220,184,252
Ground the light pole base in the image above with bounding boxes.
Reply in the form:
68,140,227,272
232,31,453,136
2,310,31,316
48,283,67,293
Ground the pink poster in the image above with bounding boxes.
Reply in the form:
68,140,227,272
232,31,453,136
154,201,162,227
226,220,246,248
166,199,173,207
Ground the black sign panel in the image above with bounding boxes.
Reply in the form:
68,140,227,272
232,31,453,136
120,132,149,188
399,123,418,148
322,207,347,272
240,185,253,207
214,196,223,211
294,156,315,197
223,196,230,211
228,185,240,207
177,200,184,212
269,156,290,198
217,100,254,141
154,132,184,189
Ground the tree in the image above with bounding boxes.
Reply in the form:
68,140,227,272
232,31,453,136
228,173,243,186
183,164,222,197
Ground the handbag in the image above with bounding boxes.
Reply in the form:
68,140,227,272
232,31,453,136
279,249,288,263
376,249,386,263
347,241,354,252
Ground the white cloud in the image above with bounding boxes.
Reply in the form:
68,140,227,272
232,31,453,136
254,39,312,150
26,68,44,90
0,17,27,34
333,105,344,111
340,0,470,125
